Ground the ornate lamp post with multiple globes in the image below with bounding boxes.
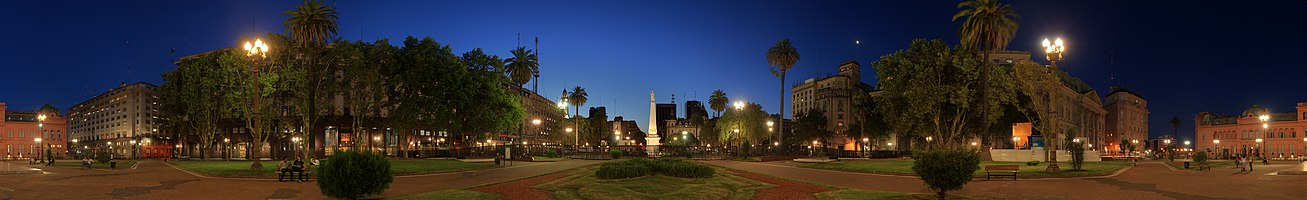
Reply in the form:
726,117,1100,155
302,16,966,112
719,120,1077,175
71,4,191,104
1041,37,1066,173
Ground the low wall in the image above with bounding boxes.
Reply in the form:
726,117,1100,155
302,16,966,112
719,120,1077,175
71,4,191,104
989,149,1102,162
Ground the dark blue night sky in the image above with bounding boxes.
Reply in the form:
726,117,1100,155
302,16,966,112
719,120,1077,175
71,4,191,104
3,0,1306,143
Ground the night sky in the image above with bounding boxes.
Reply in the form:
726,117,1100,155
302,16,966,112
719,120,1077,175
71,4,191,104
3,0,1306,143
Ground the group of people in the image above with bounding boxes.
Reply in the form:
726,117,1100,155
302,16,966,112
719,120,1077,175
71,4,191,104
1234,156,1269,172
276,157,313,182
29,156,55,166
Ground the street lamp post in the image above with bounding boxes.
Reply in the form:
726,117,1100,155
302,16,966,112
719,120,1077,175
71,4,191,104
37,114,46,162
223,138,231,161
242,37,268,163
1041,37,1066,173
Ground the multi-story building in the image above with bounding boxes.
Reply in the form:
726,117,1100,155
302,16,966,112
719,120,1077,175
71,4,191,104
608,116,645,146
655,103,676,140
65,82,162,159
685,100,708,119
510,86,567,146
791,60,874,150
998,51,1107,151
1195,103,1307,159
2,103,69,159
1103,86,1148,153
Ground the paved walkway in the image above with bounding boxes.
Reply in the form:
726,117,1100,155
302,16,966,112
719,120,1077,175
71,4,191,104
0,159,602,199
703,160,1307,200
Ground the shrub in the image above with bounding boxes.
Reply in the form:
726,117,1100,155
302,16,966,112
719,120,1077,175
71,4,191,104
609,149,624,159
912,149,980,200
96,152,112,164
595,158,714,179
317,150,393,199
596,162,650,179
1194,151,1208,164
660,161,714,178
546,149,559,158
1064,129,1085,170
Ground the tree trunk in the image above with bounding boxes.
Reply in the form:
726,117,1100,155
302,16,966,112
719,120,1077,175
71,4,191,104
779,72,786,148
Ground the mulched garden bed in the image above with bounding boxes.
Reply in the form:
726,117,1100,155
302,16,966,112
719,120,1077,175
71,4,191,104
470,172,571,200
729,169,831,200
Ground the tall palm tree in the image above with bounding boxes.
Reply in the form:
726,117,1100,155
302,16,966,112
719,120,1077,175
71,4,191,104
283,0,339,46
766,39,800,146
505,47,539,87
955,0,1020,164
709,90,728,117
1170,116,1182,136
570,86,589,146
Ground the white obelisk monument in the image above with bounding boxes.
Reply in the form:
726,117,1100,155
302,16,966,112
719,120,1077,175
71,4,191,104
645,90,661,156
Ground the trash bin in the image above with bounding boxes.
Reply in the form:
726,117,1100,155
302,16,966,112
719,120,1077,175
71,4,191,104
1183,161,1190,169
494,157,501,165
110,161,117,169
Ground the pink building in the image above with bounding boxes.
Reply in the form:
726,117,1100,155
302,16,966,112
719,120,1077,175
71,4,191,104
1,102,69,160
1194,103,1307,160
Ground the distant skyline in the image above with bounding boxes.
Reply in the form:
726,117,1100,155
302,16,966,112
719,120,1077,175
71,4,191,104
3,0,1307,143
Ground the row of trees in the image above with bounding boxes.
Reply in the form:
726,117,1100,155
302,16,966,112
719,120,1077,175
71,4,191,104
160,1,537,170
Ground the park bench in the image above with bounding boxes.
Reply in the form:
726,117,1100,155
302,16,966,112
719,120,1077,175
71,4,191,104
277,169,313,182
984,165,1019,180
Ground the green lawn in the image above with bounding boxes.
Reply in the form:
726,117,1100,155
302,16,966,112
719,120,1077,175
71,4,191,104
803,160,1132,178
170,159,495,178
1167,161,1237,171
389,159,497,175
814,189,984,200
534,165,770,200
47,160,138,170
386,189,498,200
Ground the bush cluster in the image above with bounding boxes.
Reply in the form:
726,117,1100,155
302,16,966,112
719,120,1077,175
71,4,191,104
912,149,980,200
595,158,715,179
609,149,625,159
317,150,393,199
1193,151,1208,163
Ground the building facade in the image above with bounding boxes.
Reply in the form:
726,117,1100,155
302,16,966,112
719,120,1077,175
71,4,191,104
511,86,567,146
791,60,874,150
2,103,69,159
999,51,1107,151
1103,87,1148,153
1195,103,1307,159
65,82,162,159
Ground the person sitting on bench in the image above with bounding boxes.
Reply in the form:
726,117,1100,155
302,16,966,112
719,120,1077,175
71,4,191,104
292,157,306,182
277,159,291,182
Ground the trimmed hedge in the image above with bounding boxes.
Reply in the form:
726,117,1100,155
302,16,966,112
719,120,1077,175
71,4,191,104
596,158,714,179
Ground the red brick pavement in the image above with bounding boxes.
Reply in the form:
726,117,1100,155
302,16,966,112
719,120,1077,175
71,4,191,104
729,169,831,200
470,172,571,200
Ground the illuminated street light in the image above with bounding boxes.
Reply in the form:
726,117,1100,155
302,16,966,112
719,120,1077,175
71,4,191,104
766,121,774,127
565,127,574,133
733,101,745,110
925,136,933,142
532,119,542,126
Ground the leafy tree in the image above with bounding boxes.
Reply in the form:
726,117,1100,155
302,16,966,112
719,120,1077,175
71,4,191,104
873,39,1014,150
794,109,832,151
765,39,800,147
404,37,524,156
221,34,291,169
1012,60,1067,170
716,102,768,152
587,108,609,146
852,95,893,150
504,47,539,87
1194,151,1208,164
161,50,237,160
709,90,728,118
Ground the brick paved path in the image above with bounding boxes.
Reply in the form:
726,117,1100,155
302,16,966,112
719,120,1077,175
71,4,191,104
703,160,1307,200
0,159,601,199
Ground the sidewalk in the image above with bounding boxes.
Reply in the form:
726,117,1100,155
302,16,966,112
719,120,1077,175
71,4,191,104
0,161,42,175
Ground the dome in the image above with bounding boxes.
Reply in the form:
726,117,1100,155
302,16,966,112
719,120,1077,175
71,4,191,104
36,104,61,117
1242,104,1268,117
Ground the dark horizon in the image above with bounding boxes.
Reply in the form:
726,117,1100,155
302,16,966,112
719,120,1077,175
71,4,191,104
4,0,1307,143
